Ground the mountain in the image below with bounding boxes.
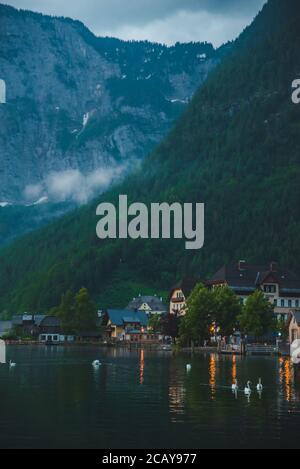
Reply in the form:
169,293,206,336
0,200,76,246
0,3,225,204
0,0,299,313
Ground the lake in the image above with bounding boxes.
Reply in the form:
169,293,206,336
0,345,300,449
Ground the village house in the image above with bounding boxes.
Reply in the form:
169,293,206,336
289,311,300,344
126,295,167,316
103,309,163,344
207,261,300,322
11,313,102,343
169,278,198,317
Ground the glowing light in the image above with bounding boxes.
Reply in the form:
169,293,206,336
209,355,216,399
139,349,145,385
232,355,237,383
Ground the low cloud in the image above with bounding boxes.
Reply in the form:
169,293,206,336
106,9,252,47
6,0,266,47
24,165,128,205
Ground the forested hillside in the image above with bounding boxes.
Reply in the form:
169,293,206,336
0,0,299,313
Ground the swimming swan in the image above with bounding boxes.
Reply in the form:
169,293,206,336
92,360,101,367
256,378,263,392
244,381,251,395
9,360,16,368
232,379,238,392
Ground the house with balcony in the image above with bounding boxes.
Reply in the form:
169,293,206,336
207,261,300,322
169,278,199,317
103,309,162,343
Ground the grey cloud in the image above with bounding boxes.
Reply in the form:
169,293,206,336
5,0,266,45
24,165,128,205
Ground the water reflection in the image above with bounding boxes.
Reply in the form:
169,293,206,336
209,354,216,399
168,360,186,422
232,355,237,382
278,357,295,403
3,346,300,449
139,349,145,385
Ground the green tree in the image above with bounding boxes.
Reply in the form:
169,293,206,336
74,287,97,333
238,290,274,338
213,286,242,336
179,284,214,346
57,290,75,334
148,314,161,333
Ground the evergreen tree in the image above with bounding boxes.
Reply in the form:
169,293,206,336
74,287,97,333
58,290,75,334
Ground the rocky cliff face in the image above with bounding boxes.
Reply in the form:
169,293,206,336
0,4,224,204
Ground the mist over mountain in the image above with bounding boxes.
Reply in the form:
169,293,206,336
0,3,226,206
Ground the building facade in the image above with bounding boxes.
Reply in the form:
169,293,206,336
169,278,198,317
289,311,300,344
103,309,162,343
207,261,300,322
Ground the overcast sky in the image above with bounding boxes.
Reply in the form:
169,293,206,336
4,0,267,47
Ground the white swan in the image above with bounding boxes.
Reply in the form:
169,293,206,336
92,360,101,367
256,378,263,392
186,364,192,372
232,379,238,392
244,381,251,396
9,360,16,368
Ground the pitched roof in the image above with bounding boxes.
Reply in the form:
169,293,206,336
293,311,300,326
209,262,300,292
126,296,167,312
38,316,60,327
34,315,47,326
169,277,199,299
106,310,148,327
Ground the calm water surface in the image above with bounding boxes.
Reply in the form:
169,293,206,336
0,346,300,449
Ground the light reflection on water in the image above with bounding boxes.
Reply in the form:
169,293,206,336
0,346,300,449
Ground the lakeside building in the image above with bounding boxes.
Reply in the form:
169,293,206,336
126,295,167,316
169,278,199,317
11,314,102,343
207,261,300,322
289,311,300,343
103,309,162,343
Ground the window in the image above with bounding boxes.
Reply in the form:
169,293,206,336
281,299,285,308
288,300,292,308
264,284,276,293
296,300,299,308
274,299,277,306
